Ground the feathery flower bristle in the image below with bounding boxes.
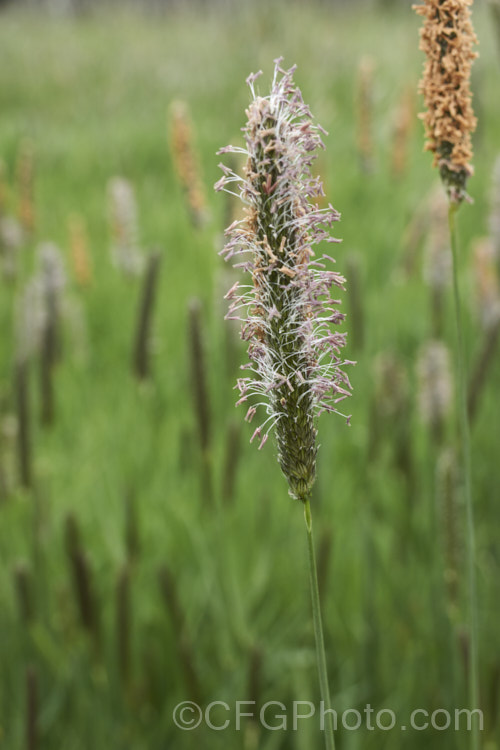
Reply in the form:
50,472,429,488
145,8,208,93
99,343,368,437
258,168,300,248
216,59,352,502
414,0,478,202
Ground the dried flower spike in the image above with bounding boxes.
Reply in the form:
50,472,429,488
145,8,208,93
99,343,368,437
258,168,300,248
216,59,352,502
68,214,93,287
169,100,208,228
391,86,415,179
414,0,478,203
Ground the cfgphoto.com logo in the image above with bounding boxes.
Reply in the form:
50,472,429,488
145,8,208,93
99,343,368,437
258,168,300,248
172,701,483,733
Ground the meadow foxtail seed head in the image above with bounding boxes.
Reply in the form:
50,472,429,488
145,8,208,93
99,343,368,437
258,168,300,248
108,177,143,277
169,100,208,228
215,59,353,502
414,0,478,203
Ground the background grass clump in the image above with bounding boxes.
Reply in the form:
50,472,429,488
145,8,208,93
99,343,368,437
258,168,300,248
0,2,499,749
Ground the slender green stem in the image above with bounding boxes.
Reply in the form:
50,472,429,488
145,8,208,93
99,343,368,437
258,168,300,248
448,202,480,750
304,497,336,750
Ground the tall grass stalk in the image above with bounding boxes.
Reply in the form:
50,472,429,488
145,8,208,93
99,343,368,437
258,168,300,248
187,297,213,507
38,243,66,427
13,562,34,624
132,249,161,381
65,514,101,654
448,203,479,750
317,525,333,607
414,0,479,739
124,490,140,563
245,644,263,746
216,61,352,749
158,564,203,706
304,497,335,750
221,420,241,504
15,358,32,489
25,665,38,750
116,564,131,686
39,288,57,427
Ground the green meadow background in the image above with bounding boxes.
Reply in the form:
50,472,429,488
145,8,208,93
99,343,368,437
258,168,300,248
0,1,499,748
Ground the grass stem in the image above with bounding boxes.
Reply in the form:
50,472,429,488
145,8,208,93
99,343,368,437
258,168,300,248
304,497,335,750
448,202,479,750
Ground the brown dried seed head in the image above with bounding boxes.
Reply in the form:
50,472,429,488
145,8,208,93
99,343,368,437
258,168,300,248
169,100,208,228
68,214,92,287
391,86,415,178
414,0,478,201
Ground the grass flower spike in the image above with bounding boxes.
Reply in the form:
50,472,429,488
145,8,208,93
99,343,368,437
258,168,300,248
415,5,480,748
216,59,352,502
169,100,209,228
216,60,352,750
108,177,143,277
415,0,478,203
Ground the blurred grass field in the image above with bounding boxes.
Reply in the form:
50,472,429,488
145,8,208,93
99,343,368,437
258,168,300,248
0,1,500,748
